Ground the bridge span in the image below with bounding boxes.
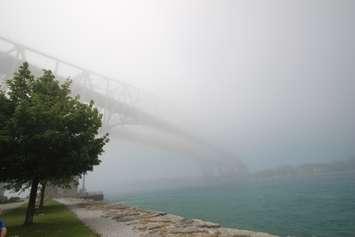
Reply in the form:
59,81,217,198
0,36,246,178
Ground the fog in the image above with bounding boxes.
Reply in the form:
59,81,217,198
1,0,355,195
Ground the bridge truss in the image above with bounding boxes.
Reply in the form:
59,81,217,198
0,36,246,179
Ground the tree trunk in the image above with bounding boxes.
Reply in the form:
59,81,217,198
39,181,47,209
24,177,39,225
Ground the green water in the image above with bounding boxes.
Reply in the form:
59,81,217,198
113,173,355,237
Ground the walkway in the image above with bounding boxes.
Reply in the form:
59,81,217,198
0,201,26,211
57,198,140,237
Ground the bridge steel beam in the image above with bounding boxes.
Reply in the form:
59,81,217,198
0,36,246,178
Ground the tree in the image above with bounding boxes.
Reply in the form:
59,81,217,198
0,63,109,225
38,181,47,209
38,176,78,209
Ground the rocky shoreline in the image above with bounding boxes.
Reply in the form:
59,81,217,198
58,198,278,237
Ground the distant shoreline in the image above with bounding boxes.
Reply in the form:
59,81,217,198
253,159,355,179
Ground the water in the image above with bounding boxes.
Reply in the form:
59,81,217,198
111,172,355,237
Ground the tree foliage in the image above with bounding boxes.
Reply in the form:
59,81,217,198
0,62,109,224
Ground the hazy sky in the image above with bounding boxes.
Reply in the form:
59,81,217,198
1,0,354,192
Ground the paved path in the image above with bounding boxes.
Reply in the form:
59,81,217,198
0,201,26,211
57,198,140,237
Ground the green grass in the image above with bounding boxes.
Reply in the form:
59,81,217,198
1,200,98,237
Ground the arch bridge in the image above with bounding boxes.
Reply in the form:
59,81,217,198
0,36,246,179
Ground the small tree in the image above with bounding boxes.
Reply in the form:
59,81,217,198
0,63,109,225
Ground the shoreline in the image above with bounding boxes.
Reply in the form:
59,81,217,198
58,198,278,237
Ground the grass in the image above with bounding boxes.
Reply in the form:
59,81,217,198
1,200,98,237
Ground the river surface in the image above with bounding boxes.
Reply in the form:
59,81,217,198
109,172,355,237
